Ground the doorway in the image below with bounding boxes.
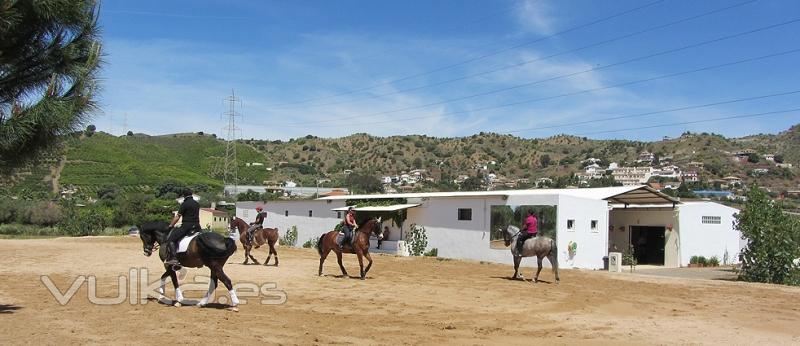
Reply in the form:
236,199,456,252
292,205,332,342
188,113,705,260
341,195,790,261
630,226,665,265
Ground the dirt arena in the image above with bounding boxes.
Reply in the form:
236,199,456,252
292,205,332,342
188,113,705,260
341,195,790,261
0,237,798,345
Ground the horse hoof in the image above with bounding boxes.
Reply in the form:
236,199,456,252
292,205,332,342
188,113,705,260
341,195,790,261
174,301,182,307
228,306,239,312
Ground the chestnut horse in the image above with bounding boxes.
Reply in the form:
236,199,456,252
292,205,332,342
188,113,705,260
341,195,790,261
230,217,279,266
317,217,383,279
139,221,239,310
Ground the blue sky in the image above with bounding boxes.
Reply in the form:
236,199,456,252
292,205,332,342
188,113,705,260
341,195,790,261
97,0,800,140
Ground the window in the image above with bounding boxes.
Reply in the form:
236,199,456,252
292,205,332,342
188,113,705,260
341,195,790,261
590,220,598,231
337,211,341,218
702,216,721,224
567,219,575,230
309,210,313,217
457,208,472,221
284,210,288,217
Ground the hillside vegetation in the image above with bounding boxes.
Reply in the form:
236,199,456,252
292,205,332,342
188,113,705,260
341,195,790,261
3,125,799,197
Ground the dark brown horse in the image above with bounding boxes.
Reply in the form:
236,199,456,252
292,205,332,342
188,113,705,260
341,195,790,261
139,221,239,310
230,217,279,266
317,217,383,280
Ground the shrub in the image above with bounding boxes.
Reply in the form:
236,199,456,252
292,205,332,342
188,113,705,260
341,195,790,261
698,256,708,266
737,186,800,285
690,255,700,264
405,224,428,256
302,236,319,249
423,248,438,257
708,256,720,267
280,225,298,247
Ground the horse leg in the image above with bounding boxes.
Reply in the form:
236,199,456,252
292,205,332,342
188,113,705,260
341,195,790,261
336,249,349,278
248,245,260,265
157,271,170,300
272,242,279,266
363,252,373,276
215,265,239,309
198,272,218,307
356,251,366,280
513,255,523,280
264,241,272,266
318,246,330,276
242,245,249,265
170,270,184,306
534,257,544,284
548,253,560,284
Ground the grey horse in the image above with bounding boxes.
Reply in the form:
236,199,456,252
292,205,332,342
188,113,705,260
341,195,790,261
501,225,560,284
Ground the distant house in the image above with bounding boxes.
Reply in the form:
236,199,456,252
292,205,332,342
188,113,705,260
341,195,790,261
319,189,348,198
722,176,742,186
284,181,298,188
751,168,769,175
612,166,653,186
764,154,775,162
637,151,655,163
693,190,734,198
687,161,705,168
776,163,793,168
682,171,699,182
199,208,229,231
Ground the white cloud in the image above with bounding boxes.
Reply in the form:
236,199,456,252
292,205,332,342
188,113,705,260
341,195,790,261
515,0,556,35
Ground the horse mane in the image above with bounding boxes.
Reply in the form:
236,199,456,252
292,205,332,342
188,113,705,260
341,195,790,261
140,221,170,235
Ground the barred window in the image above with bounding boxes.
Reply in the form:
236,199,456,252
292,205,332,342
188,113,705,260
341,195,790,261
702,216,721,224
457,208,472,221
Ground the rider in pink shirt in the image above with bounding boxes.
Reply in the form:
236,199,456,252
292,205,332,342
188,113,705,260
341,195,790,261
516,210,538,254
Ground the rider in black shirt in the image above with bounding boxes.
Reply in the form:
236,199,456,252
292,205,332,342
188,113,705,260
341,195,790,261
164,188,201,266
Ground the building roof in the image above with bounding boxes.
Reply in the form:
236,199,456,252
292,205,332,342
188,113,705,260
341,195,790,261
200,208,228,217
331,204,421,212
317,185,678,205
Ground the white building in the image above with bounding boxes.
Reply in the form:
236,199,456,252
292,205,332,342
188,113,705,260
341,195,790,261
237,186,742,270
612,166,653,186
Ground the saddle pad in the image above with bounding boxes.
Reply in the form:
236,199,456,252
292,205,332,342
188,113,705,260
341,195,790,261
178,233,200,253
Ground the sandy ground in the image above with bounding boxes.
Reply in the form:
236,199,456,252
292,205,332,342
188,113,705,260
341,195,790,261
0,237,799,345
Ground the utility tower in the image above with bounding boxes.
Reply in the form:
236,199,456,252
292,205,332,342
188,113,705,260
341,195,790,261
222,90,242,196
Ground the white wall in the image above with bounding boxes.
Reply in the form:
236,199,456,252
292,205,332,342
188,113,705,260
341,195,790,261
678,202,741,266
236,200,346,248
555,195,609,270
405,196,519,265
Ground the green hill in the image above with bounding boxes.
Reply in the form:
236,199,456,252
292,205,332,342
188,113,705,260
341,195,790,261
3,124,799,198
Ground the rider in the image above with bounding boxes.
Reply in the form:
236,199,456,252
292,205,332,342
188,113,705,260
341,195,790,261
338,207,358,250
516,210,538,255
164,188,202,266
246,206,267,245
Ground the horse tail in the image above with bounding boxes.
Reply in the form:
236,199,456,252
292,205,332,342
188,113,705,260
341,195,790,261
549,238,559,273
316,233,324,256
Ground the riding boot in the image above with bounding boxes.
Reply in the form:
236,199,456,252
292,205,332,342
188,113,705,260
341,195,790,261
164,242,179,266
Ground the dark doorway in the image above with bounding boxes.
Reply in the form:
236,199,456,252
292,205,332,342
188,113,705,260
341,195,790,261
630,226,665,265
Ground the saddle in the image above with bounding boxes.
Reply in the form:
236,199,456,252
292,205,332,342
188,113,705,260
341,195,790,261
177,232,200,253
336,231,356,247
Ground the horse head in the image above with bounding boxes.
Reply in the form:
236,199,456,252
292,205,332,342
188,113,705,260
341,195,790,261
139,228,157,257
359,217,384,240
503,225,520,247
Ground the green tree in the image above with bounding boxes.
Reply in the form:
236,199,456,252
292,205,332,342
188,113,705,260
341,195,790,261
0,0,102,171
84,124,96,137
237,189,262,202
539,154,551,167
345,173,383,194
737,186,800,285
460,176,484,191
747,153,760,164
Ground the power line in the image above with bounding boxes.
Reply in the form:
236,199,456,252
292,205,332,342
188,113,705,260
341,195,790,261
508,89,800,134
263,0,666,107
264,45,800,131
271,17,800,126
268,0,757,111
572,108,800,136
